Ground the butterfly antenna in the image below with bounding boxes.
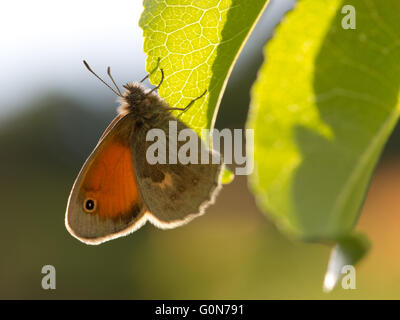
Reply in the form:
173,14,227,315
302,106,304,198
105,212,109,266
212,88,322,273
83,60,122,97
107,66,123,96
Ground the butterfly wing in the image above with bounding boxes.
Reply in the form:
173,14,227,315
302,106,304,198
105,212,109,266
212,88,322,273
130,112,222,228
65,114,147,244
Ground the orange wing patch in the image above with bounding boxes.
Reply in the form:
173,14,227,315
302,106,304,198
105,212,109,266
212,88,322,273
77,123,141,221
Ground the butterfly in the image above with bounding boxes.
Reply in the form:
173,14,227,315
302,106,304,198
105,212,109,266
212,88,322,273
65,61,222,244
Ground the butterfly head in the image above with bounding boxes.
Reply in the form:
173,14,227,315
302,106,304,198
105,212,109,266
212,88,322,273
117,83,151,115
122,83,147,106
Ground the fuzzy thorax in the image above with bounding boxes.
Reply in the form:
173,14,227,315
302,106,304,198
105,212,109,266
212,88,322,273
118,82,167,116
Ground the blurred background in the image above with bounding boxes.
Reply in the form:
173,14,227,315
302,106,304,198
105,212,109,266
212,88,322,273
1,0,400,299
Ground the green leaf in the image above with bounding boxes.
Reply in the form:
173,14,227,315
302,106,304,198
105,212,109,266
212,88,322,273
220,165,235,184
139,0,270,135
323,233,370,292
248,0,400,240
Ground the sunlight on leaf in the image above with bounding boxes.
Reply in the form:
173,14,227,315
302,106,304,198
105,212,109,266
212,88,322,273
139,0,270,135
248,0,400,240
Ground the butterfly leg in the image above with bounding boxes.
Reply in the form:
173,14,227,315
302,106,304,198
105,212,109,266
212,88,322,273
140,57,161,83
147,69,164,95
167,90,207,113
